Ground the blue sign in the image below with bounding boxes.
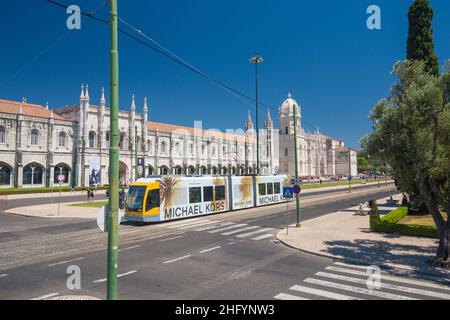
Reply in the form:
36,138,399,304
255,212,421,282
293,185,301,195
283,187,294,199
291,178,302,185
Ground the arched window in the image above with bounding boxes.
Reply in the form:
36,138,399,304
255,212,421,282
148,140,152,154
0,163,11,185
58,132,66,147
148,165,154,176
89,131,96,148
223,167,228,175
211,167,218,175
54,164,70,184
160,166,168,175
188,166,196,175
161,141,167,154
119,133,126,150
174,166,183,175
136,136,141,151
23,163,44,185
200,166,207,175
30,129,39,146
285,127,289,135
189,144,194,155
0,126,6,144
105,132,110,147
212,147,216,157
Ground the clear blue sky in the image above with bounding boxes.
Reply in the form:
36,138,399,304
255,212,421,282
0,0,449,149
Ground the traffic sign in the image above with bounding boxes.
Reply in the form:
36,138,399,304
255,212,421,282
57,173,65,183
293,185,301,195
283,187,294,199
291,178,302,185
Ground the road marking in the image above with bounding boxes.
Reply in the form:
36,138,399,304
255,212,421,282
194,222,235,232
72,236,98,243
118,245,140,252
31,292,59,300
274,293,311,300
305,277,418,300
168,219,210,228
177,221,217,230
317,271,450,299
221,226,259,236
159,235,183,242
93,270,137,283
199,246,222,254
236,228,274,238
252,234,274,241
326,266,450,291
290,284,360,300
208,223,248,233
0,274,9,278
48,257,85,267
163,255,191,264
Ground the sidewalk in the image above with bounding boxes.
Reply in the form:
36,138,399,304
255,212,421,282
277,195,450,282
5,202,100,219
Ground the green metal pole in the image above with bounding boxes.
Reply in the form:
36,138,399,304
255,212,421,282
135,125,138,181
107,0,119,300
348,147,352,193
293,103,301,227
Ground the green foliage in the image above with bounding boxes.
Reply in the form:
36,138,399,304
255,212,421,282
380,206,409,223
0,186,109,195
407,0,439,75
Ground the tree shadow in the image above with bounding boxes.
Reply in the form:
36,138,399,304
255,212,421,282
322,238,450,284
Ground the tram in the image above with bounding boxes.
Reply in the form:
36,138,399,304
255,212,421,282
125,175,288,223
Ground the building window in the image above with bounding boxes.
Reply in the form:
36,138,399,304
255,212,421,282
89,131,96,148
106,132,110,146
175,166,183,175
30,129,39,146
23,163,43,185
54,164,69,184
285,148,288,157
0,163,11,185
285,127,288,135
0,126,5,144
148,165,154,176
119,133,125,150
148,140,152,154
161,141,167,154
159,166,168,175
58,132,66,147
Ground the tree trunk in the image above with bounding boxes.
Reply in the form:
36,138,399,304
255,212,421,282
432,225,450,268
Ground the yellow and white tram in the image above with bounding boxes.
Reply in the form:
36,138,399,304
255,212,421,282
125,175,288,223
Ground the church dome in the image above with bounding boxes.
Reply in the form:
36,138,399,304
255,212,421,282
279,92,301,117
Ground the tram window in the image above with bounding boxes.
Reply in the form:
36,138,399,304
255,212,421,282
215,185,226,201
267,183,274,195
189,187,202,204
145,189,160,211
203,186,214,202
274,182,281,194
126,186,146,212
258,183,266,196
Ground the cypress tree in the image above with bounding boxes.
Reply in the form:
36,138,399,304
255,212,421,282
407,0,439,75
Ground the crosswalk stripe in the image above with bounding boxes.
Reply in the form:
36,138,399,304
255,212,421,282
274,293,310,300
305,277,418,300
317,271,450,300
222,226,259,236
290,285,360,300
236,228,274,238
326,266,450,292
176,221,217,230
252,234,274,241
167,219,210,228
334,262,450,287
194,222,235,232
208,223,248,233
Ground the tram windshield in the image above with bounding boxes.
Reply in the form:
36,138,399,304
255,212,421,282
126,186,146,212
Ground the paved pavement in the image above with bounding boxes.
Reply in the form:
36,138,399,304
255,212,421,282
277,195,450,283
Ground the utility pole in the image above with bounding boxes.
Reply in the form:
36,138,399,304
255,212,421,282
348,147,352,193
107,0,120,300
249,54,263,176
135,125,138,181
293,102,301,228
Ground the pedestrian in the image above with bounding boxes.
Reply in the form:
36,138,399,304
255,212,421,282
90,189,95,201
87,189,90,202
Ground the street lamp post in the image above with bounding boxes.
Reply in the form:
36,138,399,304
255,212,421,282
135,125,138,181
348,147,352,193
107,0,120,300
249,53,264,176
293,102,301,227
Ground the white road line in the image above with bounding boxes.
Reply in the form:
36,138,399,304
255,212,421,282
236,228,274,238
252,234,274,241
163,255,191,264
48,257,85,267
274,293,311,300
194,222,235,232
208,223,248,233
30,292,59,300
326,266,450,291
222,226,260,236
199,246,222,254
93,270,137,283
317,271,450,300
177,221,217,230
305,277,418,300
118,245,140,252
0,274,9,278
290,285,360,300
159,235,184,242
168,219,210,228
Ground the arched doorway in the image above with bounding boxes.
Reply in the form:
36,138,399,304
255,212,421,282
119,161,128,186
0,162,12,187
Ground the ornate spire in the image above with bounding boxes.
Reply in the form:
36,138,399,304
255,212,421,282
265,108,273,128
85,84,89,100
46,102,49,110
80,84,85,99
288,92,292,99
246,110,254,131
143,97,148,111
100,87,106,104
131,94,136,111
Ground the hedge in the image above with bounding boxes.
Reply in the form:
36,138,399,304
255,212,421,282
371,206,439,239
0,186,109,196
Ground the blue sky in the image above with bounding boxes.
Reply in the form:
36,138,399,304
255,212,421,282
0,0,449,149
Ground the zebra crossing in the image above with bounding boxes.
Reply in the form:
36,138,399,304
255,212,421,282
274,262,450,300
166,218,275,241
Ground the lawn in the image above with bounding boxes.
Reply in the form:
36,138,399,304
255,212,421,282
70,201,108,208
398,213,448,228
301,179,383,190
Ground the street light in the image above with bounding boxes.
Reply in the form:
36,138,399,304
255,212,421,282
249,53,264,176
